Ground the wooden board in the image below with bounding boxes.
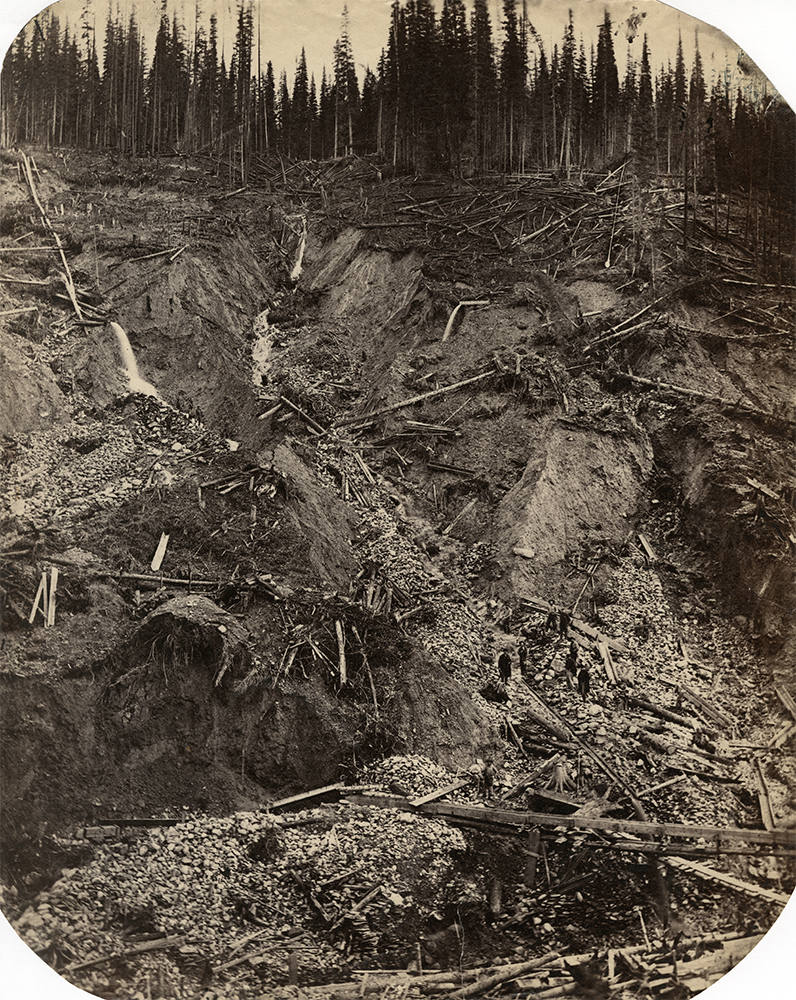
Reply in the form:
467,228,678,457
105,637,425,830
665,857,789,905
409,779,470,807
268,783,347,811
775,686,796,725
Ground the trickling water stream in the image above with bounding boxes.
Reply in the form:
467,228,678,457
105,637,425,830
110,321,160,397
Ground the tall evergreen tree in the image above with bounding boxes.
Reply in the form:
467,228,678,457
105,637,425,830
439,0,471,174
593,10,619,163
470,0,497,171
500,0,527,171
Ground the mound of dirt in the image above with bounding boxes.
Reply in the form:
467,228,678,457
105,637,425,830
0,332,67,437
494,412,653,600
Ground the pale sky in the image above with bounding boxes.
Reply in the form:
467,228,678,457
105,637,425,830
1,0,794,107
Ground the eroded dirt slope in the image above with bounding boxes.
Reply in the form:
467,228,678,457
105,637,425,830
0,149,794,998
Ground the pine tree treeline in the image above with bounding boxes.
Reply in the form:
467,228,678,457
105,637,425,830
1,0,793,201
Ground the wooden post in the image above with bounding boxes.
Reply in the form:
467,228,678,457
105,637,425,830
524,828,541,887
151,533,170,572
335,620,347,685
28,571,48,624
46,566,58,627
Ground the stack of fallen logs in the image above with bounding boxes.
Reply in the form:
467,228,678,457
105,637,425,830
303,932,767,998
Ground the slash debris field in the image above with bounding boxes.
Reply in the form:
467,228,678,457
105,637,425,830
0,148,795,999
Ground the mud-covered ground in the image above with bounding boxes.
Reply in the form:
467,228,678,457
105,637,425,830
0,148,794,998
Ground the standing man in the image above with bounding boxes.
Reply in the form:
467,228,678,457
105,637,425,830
497,650,512,685
565,641,579,690
518,639,528,676
577,661,591,701
482,759,495,800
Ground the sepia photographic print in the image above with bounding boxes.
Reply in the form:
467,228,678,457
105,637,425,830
0,1,794,998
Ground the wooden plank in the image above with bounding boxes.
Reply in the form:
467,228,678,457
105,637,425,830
28,571,47,624
409,779,470,808
342,794,796,847
335,620,347,685
269,783,347,811
746,477,780,500
597,639,617,683
770,721,796,749
524,829,541,887
46,566,58,627
529,789,582,811
754,758,776,832
664,857,789,905
775,686,796,725
637,533,658,563
677,684,734,729
150,532,170,572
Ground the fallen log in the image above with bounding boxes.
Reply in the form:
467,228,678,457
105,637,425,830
63,934,186,973
343,794,796,847
621,371,784,423
636,730,676,756
335,370,494,428
637,774,688,798
677,684,734,729
20,153,83,320
447,951,560,999
279,394,326,434
627,695,695,729
506,754,562,798
522,705,572,743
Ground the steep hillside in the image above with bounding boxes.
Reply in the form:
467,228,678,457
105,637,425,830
1,149,794,998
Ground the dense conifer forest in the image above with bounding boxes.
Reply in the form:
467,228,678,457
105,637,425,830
1,1,794,211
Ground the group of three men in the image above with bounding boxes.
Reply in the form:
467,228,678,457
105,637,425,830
497,635,591,701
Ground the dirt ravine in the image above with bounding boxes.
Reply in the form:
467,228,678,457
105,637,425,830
0,149,794,998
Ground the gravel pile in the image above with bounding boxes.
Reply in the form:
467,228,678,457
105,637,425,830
362,754,458,797
10,802,471,998
1,393,224,528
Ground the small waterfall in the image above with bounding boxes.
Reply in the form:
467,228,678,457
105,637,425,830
110,321,159,397
289,215,307,283
251,309,273,387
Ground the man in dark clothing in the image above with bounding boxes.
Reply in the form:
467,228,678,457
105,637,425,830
518,641,528,676
497,651,512,684
577,662,591,701
565,641,579,690
545,609,559,633
559,609,572,638
482,760,495,800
